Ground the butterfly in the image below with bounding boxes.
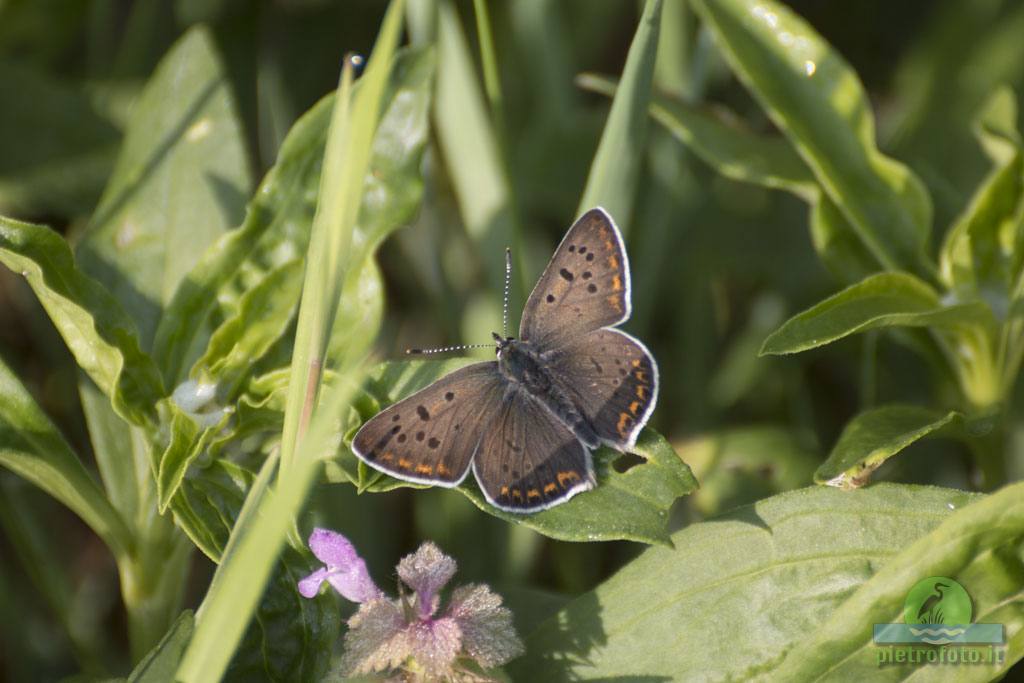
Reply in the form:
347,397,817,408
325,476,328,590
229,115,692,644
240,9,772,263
351,207,659,513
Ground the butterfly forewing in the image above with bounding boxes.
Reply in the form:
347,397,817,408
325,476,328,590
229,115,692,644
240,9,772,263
519,208,630,347
473,384,594,512
544,329,658,449
352,362,506,486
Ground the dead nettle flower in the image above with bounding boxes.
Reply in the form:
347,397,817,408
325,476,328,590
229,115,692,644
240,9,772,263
298,528,524,681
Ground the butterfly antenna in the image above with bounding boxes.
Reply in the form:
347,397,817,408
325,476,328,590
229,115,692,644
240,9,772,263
502,247,512,338
406,343,493,355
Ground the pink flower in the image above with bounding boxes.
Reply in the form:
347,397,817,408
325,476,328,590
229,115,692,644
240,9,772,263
299,533,523,680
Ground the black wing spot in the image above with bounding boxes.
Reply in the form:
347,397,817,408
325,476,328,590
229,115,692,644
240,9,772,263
416,431,425,441
391,425,401,434
618,367,627,376
506,439,522,453
586,252,595,262
590,358,603,374
397,434,407,443
582,271,592,279
444,391,454,401
587,283,598,293
559,268,574,281
428,437,440,448
454,423,461,431
391,414,400,422
416,405,430,421
568,244,576,252
578,245,587,254
546,294,555,303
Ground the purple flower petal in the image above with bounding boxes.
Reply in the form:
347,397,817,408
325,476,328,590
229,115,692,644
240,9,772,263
397,542,456,619
341,598,409,676
405,616,462,677
297,567,330,598
308,527,359,567
326,562,382,604
447,584,524,668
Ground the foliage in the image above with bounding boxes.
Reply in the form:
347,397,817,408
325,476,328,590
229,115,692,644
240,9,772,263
0,0,1022,680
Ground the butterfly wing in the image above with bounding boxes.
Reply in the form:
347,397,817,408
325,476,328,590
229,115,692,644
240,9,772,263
543,328,658,449
519,207,631,347
472,383,594,512
351,362,507,486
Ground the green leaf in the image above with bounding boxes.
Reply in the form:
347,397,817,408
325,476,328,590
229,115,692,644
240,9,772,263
576,0,663,230
0,60,119,216
579,72,817,198
432,0,517,291
815,405,963,489
77,24,252,349
512,484,984,680
156,46,434,388
0,216,164,426
345,359,698,545
808,193,882,283
761,272,994,355
0,354,131,561
127,610,194,683
691,0,934,275
773,480,1024,679
157,407,227,514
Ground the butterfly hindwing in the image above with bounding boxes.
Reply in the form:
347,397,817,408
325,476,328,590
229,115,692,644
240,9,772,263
351,362,507,486
472,383,594,512
519,207,630,346
544,328,658,449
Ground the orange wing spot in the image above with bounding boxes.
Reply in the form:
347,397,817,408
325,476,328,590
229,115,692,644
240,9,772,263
605,239,614,251
612,275,622,291
635,370,647,382
380,453,394,463
608,255,619,269
527,488,541,500
599,227,609,239
398,457,412,470
437,463,451,477
631,358,641,367
544,483,557,494
557,470,580,487
415,464,433,475
607,295,622,312
629,400,640,415
636,385,646,399
511,489,523,501
617,412,634,436
500,485,510,497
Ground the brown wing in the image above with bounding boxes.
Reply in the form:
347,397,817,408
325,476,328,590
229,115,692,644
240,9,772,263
519,208,631,347
472,383,594,512
351,362,506,486
543,328,658,449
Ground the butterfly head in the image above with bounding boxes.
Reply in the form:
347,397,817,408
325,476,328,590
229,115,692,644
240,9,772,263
492,331,515,358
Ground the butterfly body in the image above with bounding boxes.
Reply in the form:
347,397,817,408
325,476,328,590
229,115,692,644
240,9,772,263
352,208,659,513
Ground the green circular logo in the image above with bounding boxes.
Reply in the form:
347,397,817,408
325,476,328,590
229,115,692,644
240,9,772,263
903,577,972,626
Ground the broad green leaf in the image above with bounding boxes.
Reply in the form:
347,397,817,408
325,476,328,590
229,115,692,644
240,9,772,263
773,480,1024,679
0,60,119,216
433,0,517,291
815,405,963,489
761,272,994,355
156,47,434,388
157,406,228,513
579,72,817,198
0,216,164,426
576,0,662,231
344,359,698,545
512,484,983,680
0,355,131,561
808,193,882,283
692,0,934,275
679,425,818,516
77,25,252,349
127,610,194,683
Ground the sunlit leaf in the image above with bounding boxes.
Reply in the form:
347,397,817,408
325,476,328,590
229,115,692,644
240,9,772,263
0,216,164,426
512,484,990,680
814,405,964,489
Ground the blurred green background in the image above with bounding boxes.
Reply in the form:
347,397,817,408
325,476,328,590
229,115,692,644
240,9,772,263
3,0,1024,678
